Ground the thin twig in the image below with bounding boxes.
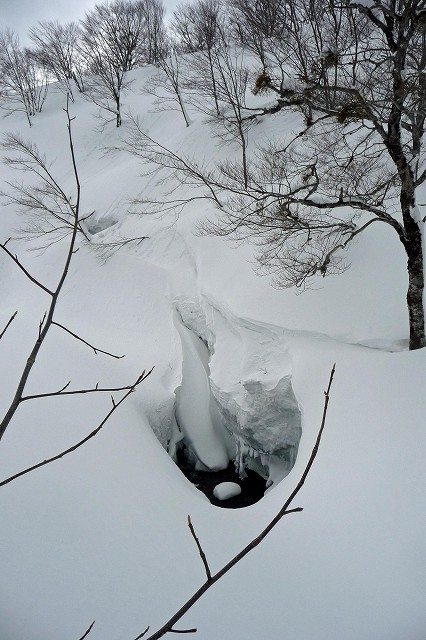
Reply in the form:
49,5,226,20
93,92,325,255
0,241,54,296
137,365,336,640
78,621,95,640
133,626,150,640
39,312,47,337
187,515,212,581
0,368,153,488
20,379,147,402
170,629,197,634
0,311,18,340
52,321,125,358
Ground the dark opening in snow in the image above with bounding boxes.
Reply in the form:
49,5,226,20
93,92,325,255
176,444,267,509
167,300,301,506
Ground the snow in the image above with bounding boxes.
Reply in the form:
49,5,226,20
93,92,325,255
174,296,301,483
213,482,242,500
0,65,425,640
173,307,229,471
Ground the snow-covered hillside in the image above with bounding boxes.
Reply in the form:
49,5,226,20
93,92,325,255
0,66,425,640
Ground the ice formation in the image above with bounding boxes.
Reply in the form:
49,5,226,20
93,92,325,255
173,308,230,471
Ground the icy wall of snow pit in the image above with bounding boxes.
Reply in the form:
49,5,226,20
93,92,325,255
173,308,231,471
211,376,301,475
172,297,302,489
174,298,216,352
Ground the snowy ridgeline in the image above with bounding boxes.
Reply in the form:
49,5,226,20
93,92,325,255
162,297,302,490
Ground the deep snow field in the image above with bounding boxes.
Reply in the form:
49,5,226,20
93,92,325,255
0,65,425,640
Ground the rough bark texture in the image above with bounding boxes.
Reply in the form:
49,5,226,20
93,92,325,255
404,217,426,349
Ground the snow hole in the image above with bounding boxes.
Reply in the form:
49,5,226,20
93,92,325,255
167,303,302,508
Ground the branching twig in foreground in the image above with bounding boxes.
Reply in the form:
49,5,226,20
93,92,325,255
136,364,336,640
0,368,153,488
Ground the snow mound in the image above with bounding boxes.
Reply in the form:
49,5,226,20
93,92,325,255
173,296,302,486
213,482,242,500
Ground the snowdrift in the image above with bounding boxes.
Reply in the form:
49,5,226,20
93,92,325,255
0,65,425,640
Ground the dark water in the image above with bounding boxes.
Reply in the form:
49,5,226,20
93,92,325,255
176,449,267,509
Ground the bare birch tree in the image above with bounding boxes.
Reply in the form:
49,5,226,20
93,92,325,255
140,0,167,63
79,0,147,126
226,0,288,66
0,30,49,127
172,0,225,115
146,40,192,126
29,21,86,98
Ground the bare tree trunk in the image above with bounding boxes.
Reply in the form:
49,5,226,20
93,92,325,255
114,90,121,127
177,89,190,127
207,47,220,116
404,218,425,350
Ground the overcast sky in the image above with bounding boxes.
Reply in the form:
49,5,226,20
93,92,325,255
1,0,179,42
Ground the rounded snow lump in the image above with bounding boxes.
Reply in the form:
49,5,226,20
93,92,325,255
213,482,242,501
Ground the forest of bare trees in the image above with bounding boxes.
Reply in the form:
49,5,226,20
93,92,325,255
1,0,425,349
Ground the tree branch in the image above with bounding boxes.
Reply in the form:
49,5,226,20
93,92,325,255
51,321,125,358
0,368,153,488
0,241,54,295
0,311,18,340
187,515,212,581
20,379,150,402
320,217,403,275
78,621,95,640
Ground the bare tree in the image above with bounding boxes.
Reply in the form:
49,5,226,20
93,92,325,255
0,98,152,484
170,2,202,53
126,0,426,350
208,43,254,187
140,0,167,64
29,21,86,98
176,36,255,185
239,0,426,350
171,0,223,53
0,29,49,127
82,1,146,71
1,131,91,247
79,0,149,126
146,40,192,126
172,0,225,115
226,0,288,66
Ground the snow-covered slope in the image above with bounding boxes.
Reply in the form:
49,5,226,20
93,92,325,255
0,66,425,640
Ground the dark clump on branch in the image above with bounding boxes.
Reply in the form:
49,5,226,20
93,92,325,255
252,69,272,95
321,49,339,69
336,97,369,124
